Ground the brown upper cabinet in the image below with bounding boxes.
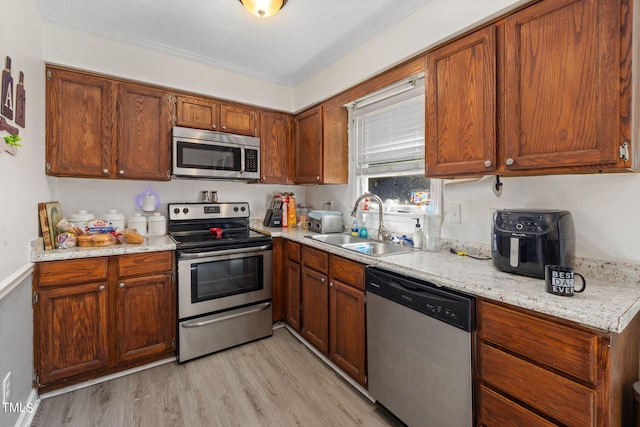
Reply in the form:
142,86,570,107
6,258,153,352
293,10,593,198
426,26,497,176
174,94,219,130
294,104,348,184
175,94,259,137
260,110,294,184
46,67,173,181
426,0,636,177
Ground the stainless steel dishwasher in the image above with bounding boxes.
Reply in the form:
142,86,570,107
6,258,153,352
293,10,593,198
366,267,475,427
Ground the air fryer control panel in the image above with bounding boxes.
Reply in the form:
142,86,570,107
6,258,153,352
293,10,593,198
493,212,555,233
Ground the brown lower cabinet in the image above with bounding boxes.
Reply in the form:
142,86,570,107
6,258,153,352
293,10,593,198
33,251,175,393
283,242,367,387
478,299,640,426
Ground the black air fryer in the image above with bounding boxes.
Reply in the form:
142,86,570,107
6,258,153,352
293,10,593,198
491,209,575,279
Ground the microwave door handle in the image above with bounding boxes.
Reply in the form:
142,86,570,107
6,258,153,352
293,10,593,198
240,148,245,174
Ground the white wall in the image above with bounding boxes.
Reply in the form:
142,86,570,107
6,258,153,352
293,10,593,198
44,25,295,112
0,0,48,425
294,0,532,110
55,178,301,225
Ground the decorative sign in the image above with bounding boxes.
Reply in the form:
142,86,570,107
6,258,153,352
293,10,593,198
2,57,14,120
0,55,26,156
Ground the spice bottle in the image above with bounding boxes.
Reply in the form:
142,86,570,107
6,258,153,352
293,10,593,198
288,193,297,227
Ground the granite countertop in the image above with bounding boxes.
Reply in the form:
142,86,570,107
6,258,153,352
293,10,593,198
253,223,640,334
30,235,176,262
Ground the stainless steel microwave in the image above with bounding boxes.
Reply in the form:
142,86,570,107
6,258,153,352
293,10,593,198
172,126,260,180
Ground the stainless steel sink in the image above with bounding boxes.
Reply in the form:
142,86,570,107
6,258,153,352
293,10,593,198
307,234,415,256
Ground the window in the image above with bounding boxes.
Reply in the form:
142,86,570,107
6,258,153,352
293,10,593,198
350,74,440,216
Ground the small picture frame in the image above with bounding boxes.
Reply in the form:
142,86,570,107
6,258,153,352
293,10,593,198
44,201,62,250
38,202,52,250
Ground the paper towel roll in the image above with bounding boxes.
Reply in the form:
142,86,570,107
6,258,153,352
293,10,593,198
443,175,502,201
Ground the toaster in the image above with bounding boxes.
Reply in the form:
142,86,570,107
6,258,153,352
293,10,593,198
491,209,575,279
308,210,344,233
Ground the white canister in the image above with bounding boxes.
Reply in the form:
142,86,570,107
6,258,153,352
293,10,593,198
127,213,147,235
147,212,167,236
102,209,125,230
68,210,94,230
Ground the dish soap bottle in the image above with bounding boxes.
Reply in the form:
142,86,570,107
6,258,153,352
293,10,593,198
412,218,424,249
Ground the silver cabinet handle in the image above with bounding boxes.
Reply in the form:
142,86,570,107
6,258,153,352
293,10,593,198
119,283,125,288
329,281,334,287
506,158,514,166
222,125,226,130
320,277,325,284
98,285,105,291
102,169,109,174
316,176,320,181
119,170,125,175
212,125,217,130
484,160,492,167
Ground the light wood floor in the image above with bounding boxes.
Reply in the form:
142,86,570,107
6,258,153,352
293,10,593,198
32,328,402,427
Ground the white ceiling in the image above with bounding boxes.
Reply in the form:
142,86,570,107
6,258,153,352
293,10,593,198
34,0,431,87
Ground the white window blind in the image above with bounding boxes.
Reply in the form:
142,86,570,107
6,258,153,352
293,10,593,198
353,76,425,175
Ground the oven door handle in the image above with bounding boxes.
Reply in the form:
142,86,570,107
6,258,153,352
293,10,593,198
181,302,272,328
178,244,272,259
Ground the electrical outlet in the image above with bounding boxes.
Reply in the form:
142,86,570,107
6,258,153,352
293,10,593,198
3,372,11,404
446,204,461,224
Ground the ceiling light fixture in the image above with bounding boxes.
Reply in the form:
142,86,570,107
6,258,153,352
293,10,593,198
238,0,288,18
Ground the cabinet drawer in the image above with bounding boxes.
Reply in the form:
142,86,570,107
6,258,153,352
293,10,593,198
118,252,173,277
330,255,364,291
286,240,301,262
38,258,108,288
481,344,595,427
480,385,557,427
480,301,599,384
302,246,328,273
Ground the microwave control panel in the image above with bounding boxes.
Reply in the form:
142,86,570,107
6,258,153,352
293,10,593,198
245,149,258,172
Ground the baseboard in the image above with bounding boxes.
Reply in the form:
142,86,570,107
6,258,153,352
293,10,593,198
38,357,176,400
14,389,39,427
282,325,374,403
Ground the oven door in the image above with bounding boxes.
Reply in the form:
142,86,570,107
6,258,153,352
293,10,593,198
178,244,272,319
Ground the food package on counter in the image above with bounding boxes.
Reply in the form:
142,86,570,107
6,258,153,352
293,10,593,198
56,232,77,249
123,228,145,244
77,233,117,247
86,219,117,234
56,218,86,236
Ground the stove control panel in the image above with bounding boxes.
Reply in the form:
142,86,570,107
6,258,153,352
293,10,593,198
168,203,250,221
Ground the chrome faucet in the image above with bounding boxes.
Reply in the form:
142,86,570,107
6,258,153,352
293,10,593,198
351,192,392,241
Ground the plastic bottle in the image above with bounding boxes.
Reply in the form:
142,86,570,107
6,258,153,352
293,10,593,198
351,219,359,236
288,193,297,227
412,218,424,249
282,193,288,227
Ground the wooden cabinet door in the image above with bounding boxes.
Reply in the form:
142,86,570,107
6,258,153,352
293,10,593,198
301,267,329,354
285,260,301,331
116,83,172,180
116,273,175,363
46,67,115,178
295,105,323,183
260,110,292,183
322,106,348,184
37,282,110,385
425,26,497,177
502,0,622,171
329,279,366,386
220,103,258,136
175,95,219,130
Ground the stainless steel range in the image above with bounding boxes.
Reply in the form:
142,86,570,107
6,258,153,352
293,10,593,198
168,202,273,362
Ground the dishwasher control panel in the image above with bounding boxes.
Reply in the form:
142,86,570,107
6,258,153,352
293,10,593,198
366,267,475,331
